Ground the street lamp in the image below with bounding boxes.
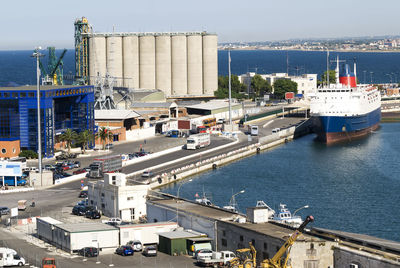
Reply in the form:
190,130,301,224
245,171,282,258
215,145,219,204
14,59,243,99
370,72,374,83
225,189,245,212
293,205,309,217
176,179,192,224
31,47,44,175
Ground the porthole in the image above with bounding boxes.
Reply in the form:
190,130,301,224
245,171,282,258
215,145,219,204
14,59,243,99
1,148,6,154
12,148,16,153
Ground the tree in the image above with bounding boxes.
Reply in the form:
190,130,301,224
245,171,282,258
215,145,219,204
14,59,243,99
78,130,94,154
318,70,336,87
214,75,246,99
273,79,298,99
96,127,113,150
19,150,38,159
59,128,77,154
251,74,272,97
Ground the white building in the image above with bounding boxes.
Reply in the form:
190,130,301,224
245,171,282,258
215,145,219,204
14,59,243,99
239,72,317,97
88,173,150,222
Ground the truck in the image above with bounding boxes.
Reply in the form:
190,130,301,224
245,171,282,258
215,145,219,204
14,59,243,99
88,155,122,178
197,251,236,267
42,257,56,268
0,247,26,267
186,133,211,150
248,125,259,136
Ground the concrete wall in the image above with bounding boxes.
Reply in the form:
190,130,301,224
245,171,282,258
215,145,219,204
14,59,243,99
125,126,155,141
217,221,335,267
333,246,400,268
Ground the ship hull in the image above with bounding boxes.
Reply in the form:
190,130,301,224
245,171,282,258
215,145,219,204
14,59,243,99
313,107,381,144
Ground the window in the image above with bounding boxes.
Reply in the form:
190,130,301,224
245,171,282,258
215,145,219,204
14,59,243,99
240,235,244,242
1,148,6,154
263,242,267,250
127,196,134,201
221,238,227,247
3,93,10,98
20,92,26,98
349,263,360,268
222,230,226,237
12,93,18,98
262,252,269,259
251,239,255,246
28,92,34,98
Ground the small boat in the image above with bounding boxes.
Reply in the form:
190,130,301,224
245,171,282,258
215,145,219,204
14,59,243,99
271,204,303,227
194,191,218,207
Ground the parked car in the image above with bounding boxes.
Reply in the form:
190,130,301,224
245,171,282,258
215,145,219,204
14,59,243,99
73,168,87,175
102,217,122,226
85,209,101,219
115,246,134,256
195,249,213,260
72,205,85,216
126,240,142,252
141,170,153,178
79,190,88,198
44,164,56,171
77,198,88,207
67,161,80,168
142,246,157,257
105,143,113,150
0,206,10,215
78,247,98,257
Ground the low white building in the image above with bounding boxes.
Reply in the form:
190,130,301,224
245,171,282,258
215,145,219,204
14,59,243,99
88,173,150,222
239,72,317,97
118,221,178,245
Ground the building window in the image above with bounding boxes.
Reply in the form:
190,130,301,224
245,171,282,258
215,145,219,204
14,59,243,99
28,92,34,98
12,93,18,98
3,93,10,98
101,204,105,208
262,252,269,259
101,193,104,197
127,196,134,201
263,242,267,250
221,238,227,247
251,239,255,246
20,92,26,98
1,148,6,154
240,235,244,242
349,263,361,268
222,230,226,237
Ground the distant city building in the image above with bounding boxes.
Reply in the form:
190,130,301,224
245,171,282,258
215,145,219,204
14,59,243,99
0,85,94,158
88,173,149,222
238,72,317,97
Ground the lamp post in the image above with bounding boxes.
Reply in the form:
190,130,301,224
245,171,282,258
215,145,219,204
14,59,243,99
293,205,309,217
31,47,44,175
228,189,245,212
176,179,192,225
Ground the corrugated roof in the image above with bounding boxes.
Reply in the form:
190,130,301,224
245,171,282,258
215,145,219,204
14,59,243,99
131,102,176,108
37,217,63,225
56,222,117,233
158,230,204,239
95,109,140,120
118,221,178,229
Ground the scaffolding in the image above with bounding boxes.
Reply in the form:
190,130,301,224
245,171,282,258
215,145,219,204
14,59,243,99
74,17,90,85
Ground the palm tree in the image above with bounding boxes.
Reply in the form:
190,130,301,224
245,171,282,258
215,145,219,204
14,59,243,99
96,127,113,150
60,128,78,154
79,130,94,154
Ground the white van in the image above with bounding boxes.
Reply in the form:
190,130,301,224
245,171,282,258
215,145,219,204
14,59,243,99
0,248,26,267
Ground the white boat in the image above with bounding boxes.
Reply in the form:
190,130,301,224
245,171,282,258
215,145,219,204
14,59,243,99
271,204,303,227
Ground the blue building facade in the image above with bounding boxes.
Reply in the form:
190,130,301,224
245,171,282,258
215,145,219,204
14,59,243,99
0,85,95,158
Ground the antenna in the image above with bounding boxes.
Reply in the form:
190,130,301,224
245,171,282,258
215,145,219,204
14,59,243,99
353,57,357,84
326,50,330,87
286,52,289,75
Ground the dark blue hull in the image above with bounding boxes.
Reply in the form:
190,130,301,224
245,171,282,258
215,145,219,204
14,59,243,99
313,108,381,144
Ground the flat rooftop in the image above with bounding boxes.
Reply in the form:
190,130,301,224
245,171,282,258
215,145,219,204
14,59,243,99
95,109,140,120
56,222,117,233
158,230,204,239
149,197,319,242
0,85,91,91
37,217,63,225
185,101,242,111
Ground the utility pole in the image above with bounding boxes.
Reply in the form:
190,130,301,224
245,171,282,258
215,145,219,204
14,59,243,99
228,49,232,126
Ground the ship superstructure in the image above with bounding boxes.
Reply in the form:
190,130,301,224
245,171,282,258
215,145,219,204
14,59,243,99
309,57,381,144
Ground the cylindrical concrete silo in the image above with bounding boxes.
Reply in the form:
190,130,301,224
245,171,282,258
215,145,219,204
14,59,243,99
187,35,203,96
123,35,139,88
139,35,156,89
106,36,123,87
171,34,187,96
155,35,171,96
202,34,218,95
89,35,106,85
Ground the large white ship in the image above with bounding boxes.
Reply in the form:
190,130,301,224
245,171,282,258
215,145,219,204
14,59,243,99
309,58,381,144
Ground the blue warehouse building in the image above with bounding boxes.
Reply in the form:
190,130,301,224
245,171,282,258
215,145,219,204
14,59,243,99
0,85,94,158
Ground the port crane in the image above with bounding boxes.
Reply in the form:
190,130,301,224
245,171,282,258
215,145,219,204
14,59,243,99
260,215,314,268
39,47,67,85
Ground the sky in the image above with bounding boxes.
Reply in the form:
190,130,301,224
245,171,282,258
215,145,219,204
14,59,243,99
1,0,400,50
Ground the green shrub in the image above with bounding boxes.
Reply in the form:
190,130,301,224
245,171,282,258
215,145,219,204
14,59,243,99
19,150,38,159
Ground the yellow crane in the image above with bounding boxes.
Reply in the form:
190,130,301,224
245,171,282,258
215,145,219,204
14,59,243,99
260,215,314,268
226,242,257,268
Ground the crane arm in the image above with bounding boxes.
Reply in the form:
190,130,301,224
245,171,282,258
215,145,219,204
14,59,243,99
50,49,67,76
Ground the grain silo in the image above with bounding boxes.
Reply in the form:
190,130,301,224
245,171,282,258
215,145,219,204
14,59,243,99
89,35,106,85
139,35,156,89
106,36,123,86
187,34,203,96
202,34,218,96
171,34,188,96
122,35,139,88
155,34,172,96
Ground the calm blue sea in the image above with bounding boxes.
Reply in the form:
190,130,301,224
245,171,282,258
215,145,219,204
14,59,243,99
162,123,400,242
1,49,400,86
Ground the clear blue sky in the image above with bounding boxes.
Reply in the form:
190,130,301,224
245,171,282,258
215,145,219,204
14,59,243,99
1,0,400,50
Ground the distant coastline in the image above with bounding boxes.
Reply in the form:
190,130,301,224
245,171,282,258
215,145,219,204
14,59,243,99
218,47,400,53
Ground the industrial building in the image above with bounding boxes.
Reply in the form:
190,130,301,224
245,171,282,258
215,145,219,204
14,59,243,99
88,173,150,222
75,18,218,99
118,222,178,245
0,85,95,158
37,217,119,253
